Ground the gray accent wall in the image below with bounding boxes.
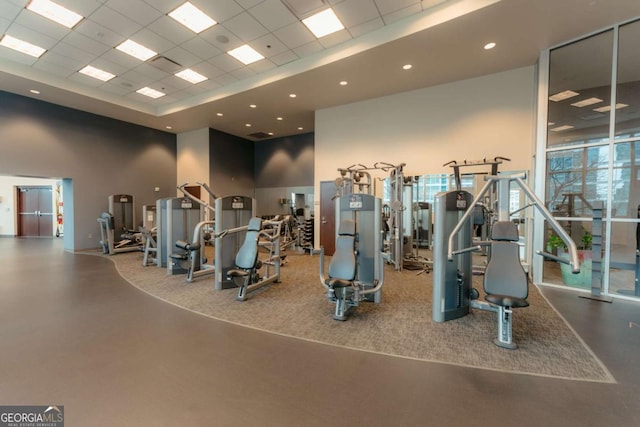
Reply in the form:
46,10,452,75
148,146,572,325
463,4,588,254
0,91,176,251
253,133,314,217
209,128,255,198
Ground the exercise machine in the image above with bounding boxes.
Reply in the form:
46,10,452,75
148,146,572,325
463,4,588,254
319,193,385,320
227,217,283,300
156,196,203,275
97,194,143,255
433,165,580,349
214,195,256,290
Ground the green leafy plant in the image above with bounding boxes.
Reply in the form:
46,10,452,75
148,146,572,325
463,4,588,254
546,233,566,251
580,230,592,250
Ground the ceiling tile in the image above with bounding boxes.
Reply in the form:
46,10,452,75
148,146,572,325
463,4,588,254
4,22,59,49
100,48,144,69
90,57,127,76
59,0,103,18
223,11,269,43
249,0,298,32
120,68,156,85
348,17,384,38
132,62,171,81
318,29,352,49
74,20,123,48
251,33,290,57
106,76,138,92
197,0,244,23
147,16,194,45
248,58,276,74
190,61,226,79
334,0,380,28
292,40,323,57
104,0,163,26
374,0,419,15
62,31,112,57
381,3,422,24
273,21,316,49
15,9,72,41
0,48,38,66
48,42,97,65
214,73,238,86
0,16,11,34
68,72,105,87
163,45,201,68
199,24,244,52
0,1,22,20
270,50,299,66
88,5,142,39
137,0,183,14
180,37,222,60
207,52,244,73
234,0,263,9
231,67,257,80
32,59,76,79
100,80,134,96
422,0,448,10
158,76,188,93
130,28,175,55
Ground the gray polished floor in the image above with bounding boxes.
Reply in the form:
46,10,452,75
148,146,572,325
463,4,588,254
0,238,638,427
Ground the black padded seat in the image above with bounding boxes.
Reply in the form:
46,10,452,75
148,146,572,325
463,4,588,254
329,278,353,288
485,294,529,308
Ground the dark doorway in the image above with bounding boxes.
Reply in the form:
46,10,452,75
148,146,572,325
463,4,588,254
319,180,337,256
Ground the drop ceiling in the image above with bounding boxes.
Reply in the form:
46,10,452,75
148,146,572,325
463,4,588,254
1,0,639,141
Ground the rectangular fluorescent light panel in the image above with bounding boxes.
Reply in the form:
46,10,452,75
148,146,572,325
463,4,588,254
175,68,207,84
570,97,603,108
302,8,344,38
550,125,575,132
79,65,115,82
27,0,83,29
116,39,157,61
136,87,165,99
227,44,264,65
169,2,216,33
593,103,629,112
0,34,46,58
549,90,580,102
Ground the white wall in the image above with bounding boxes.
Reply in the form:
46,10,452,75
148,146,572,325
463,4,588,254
0,176,60,236
177,128,210,199
314,66,536,246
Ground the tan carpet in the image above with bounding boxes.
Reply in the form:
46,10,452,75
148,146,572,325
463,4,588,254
88,250,615,383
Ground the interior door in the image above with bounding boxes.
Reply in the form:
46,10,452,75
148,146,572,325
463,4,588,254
17,186,53,237
319,180,337,256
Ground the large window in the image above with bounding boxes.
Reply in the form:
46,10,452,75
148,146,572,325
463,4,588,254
541,19,640,300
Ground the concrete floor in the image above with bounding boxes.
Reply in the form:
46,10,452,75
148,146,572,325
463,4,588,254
0,238,638,427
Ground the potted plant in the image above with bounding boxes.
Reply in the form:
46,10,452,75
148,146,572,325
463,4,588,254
547,229,592,288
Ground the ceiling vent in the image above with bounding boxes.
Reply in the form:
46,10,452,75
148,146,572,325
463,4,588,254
281,0,326,18
149,56,182,74
248,132,271,139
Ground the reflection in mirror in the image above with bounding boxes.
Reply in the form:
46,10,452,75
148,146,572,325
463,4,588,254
547,30,613,147
615,20,640,140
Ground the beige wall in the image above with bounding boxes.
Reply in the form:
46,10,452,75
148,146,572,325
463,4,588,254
314,66,536,245
177,128,210,198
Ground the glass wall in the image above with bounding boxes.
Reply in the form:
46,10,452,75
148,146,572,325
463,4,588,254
541,19,640,299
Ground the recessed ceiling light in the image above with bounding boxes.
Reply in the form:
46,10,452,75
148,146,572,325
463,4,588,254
216,112,223,116
116,39,157,61
593,103,629,112
289,93,296,98
79,65,115,82
245,123,251,127
298,127,303,130
549,90,579,102
168,2,216,34
27,0,83,29
136,87,165,99
166,126,172,130
175,68,207,84
276,117,283,121
339,81,348,86
550,125,575,132
227,44,264,65
268,132,274,136
402,64,412,70
484,42,496,50
302,8,344,38
0,34,46,58
570,97,603,108
249,104,257,108
30,89,40,94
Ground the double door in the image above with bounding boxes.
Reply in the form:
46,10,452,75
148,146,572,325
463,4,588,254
18,186,53,237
